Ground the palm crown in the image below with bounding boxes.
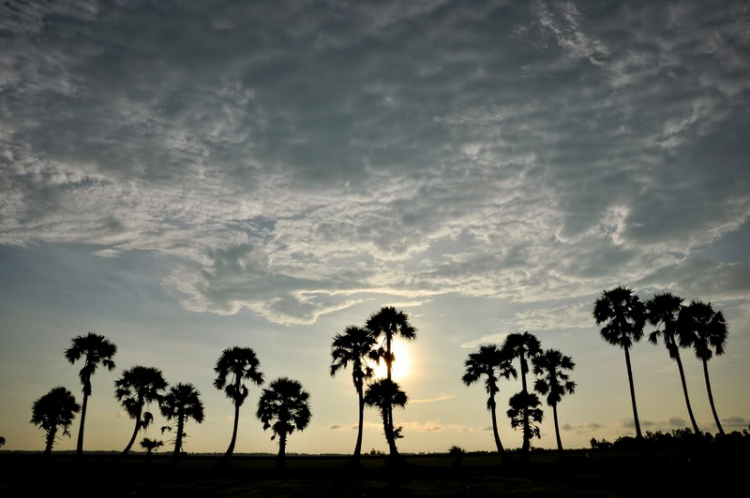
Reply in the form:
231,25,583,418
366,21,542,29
366,306,417,369
115,366,168,421
256,378,312,440
646,292,684,358
594,287,646,349
679,301,728,361
31,386,81,437
330,326,377,387
213,347,265,406
502,332,542,376
533,349,576,406
160,383,205,424
65,332,117,395
462,345,517,409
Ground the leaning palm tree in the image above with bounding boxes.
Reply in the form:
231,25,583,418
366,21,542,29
532,349,576,454
501,332,541,460
645,293,701,434
214,347,265,458
115,366,168,455
364,378,408,453
330,326,377,460
159,383,205,458
30,386,80,455
256,377,312,467
140,437,164,456
462,345,517,459
679,301,728,435
593,287,646,438
507,392,543,447
64,332,117,455
366,306,416,456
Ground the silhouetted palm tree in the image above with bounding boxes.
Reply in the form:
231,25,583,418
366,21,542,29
593,287,646,438
115,366,168,455
213,347,265,458
256,378,311,467
645,293,700,434
330,326,377,460
30,386,80,455
366,306,416,456
140,437,164,455
462,345,517,459
160,383,205,458
679,301,728,435
532,349,576,454
64,332,117,455
0,436,5,448
364,379,408,453
502,332,541,460
507,392,543,446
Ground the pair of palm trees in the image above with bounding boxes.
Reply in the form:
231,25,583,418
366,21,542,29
593,287,729,438
463,333,576,462
329,306,417,460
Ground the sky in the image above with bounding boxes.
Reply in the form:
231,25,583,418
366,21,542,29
1,0,749,454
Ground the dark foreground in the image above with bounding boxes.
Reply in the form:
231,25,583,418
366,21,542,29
0,448,747,497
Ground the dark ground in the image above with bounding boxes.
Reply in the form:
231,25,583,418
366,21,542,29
0,448,746,497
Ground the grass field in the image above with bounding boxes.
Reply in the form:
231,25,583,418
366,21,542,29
1,449,746,497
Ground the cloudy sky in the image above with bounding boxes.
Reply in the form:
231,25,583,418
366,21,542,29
1,0,749,454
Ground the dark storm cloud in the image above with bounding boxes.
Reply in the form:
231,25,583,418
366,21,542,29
1,0,749,324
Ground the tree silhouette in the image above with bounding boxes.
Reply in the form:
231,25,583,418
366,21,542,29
502,332,541,461
30,386,80,455
364,378,408,452
645,293,701,434
214,347,265,458
330,326,377,460
532,349,576,454
159,383,205,458
0,436,4,448
679,301,728,435
256,378,311,467
64,332,117,455
507,392,543,445
365,306,416,456
593,287,646,438
115,366,168,455
462,345,517,460
140,437,164,456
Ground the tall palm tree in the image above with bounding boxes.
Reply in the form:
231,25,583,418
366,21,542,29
501,332,541,459
159,383,205,458
366,306,416,456
645,293,701,434
593,287,646,438
364,378,408,452
30,386,80,455
64,332,117,455
507,392,543,445
256,377,312,467
330,326,377,460
213,347,265,458
679,301,728,436
115,366,168,455
532,349,576,454
462,345,517,459
139,437,164,456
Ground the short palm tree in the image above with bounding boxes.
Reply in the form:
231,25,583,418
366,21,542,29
256,378,312,466
645,293,700,434
30,386,80,455
462,345,517,459
593,287,646,438
140,437,164,455
501,332,541,459
366,306,416,456
160,383,205,457
679,301,728,435
507,392,543,444
115,366,168,455
64,332,117,455
330,326,377,460
214,347,265,458
364,378,408,453
532,349,576,454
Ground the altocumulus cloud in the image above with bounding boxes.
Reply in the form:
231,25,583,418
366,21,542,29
1,0,749,325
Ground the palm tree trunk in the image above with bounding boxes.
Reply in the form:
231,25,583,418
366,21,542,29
174,414,184,458
623,347,642,438
354,385,364,458
702,359,724,435
674,350,700,434
76,392,89,455
520,352,530,458
489,396,505,456
278,431,287,468
385,335,398,456
552,403,563,454
45,427,57,455
225,400,241,458
122,415,141,455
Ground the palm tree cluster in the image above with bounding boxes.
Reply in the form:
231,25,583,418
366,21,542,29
462,333,576,462
594,287,729,437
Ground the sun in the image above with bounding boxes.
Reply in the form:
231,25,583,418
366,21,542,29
372,340,411,380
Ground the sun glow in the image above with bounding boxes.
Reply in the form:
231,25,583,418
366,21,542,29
372,340,411,380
